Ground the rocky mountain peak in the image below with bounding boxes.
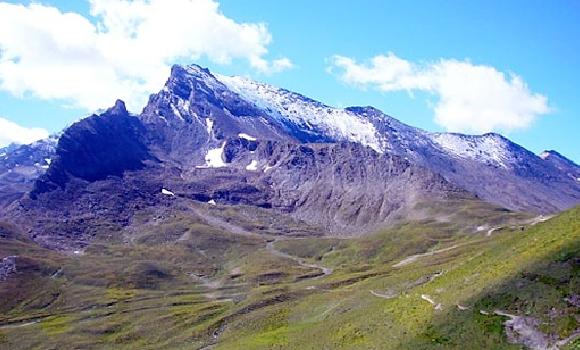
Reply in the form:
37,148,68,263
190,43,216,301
107,99,129,116
31,102,154,196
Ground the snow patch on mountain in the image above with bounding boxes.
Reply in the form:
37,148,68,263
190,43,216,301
246,159,258,171
184,65,224,92
170,103,184,121
161,188,175,196
430,133,511,167
238,133,256,141
205,118,214,135
202,142,226,168
216,74,382,152
539,151,551,160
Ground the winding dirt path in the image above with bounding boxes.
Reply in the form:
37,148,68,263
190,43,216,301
392,244,459,268
369,290,397,299
266,240,333,279
486,215,553,237
395,215,555,268
421,294,442,310
188,205,255,236
0,318,43,330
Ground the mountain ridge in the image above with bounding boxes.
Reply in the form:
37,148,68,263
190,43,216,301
142,64,580,213
0,63,578,249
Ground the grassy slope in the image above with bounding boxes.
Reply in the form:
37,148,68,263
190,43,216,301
216,206,579,349
0,203,578,349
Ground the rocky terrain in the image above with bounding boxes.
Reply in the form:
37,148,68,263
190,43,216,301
0,256,16,282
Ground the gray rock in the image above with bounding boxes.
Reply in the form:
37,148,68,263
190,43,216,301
0,256,17,281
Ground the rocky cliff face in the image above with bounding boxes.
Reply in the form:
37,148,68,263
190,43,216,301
170,140,471,233
31,100,155,197
1,64,578,249
139,65,293,168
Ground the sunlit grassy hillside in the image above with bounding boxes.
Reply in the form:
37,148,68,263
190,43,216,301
0,203,578,349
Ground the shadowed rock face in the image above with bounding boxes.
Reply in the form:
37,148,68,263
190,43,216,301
31,100,155,196
0,64,578,248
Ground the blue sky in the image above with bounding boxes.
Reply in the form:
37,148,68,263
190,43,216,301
0,0,578,162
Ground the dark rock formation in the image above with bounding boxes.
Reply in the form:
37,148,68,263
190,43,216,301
31,100,155,196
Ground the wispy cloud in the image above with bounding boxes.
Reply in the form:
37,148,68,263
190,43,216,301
0,0,293,111
0,117,48,147
328,53,550,134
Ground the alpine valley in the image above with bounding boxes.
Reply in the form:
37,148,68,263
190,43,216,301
0,64,579,349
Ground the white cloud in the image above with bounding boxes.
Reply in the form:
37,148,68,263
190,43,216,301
0,0,292,111
0,117,49,147
251,57,294,74
328,53,550,134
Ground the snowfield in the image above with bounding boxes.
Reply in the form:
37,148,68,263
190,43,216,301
216,74,382,152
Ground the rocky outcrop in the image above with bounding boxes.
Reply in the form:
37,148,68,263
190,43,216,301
31,100,155,197
0,256,16,281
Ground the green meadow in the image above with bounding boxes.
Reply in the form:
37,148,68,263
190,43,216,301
0,202,578,349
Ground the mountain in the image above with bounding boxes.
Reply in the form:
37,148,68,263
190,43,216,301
0,64,578,250
151,66,579,213
130,64,580,214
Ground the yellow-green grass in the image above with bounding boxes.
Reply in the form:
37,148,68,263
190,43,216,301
0,204,577,349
